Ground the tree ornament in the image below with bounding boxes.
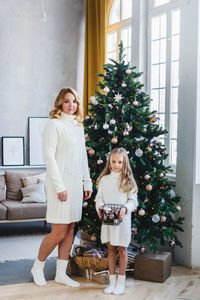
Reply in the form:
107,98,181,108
82,201,88,208
152,214,160,223
176,205,181,211
104,86,110,93
147,145,152,152
168,189,176,198
85,136,90,141
109,119,116,125
160,198,165,206
103,123,109,130
94,124,97,130
97,159,103,165
138,208,145,216
123,130,129,136
170,240,175,247
144,174,150,180
150,115,157,123
146,184,153,191
126,68,131,74
140,246,145,253
108,130,112,135
90,96,98,105
159,172,165,178
85,115,90,120
131,226,137,233
121,82,127,87
133,100,139,106
135,148,143,157
144,198,148,203
88,148,95,156
90,234,97,242
161,216,167,222
111,137,118,144
136,89,142,94
127,124,132,131
114,93,123,102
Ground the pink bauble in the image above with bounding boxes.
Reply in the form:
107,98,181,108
133,100,139,106
123,130,129,136
111,137,118,144
161,216,167,222
109,119,116,125
88,148,95,156
97,159,103,165
144,174,150,180
138,209,145,216
146,184,153,191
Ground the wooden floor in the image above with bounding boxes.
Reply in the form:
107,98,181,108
1,266,200,300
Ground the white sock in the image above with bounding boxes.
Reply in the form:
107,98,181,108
104,274,116,294
112,274,126,295
55,259,80,287
31,258,46,286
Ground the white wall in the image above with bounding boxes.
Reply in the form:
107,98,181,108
0,0,85,164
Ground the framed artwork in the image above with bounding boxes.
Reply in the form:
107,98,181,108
2,136,25,166
28,117,49,166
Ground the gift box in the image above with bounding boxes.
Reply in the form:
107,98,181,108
83,249,107,258
134,252,172,283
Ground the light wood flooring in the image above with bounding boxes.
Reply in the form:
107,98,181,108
0,266,200,300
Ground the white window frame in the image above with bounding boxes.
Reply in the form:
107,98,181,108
147,0,181,173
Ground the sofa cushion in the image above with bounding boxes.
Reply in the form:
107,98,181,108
21,173,46,187
0,174,6,202
2,200,47,220
5,171,42,200
0,202,7,220
21,183,46,203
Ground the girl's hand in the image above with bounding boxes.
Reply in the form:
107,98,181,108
97,207,103,219
84,190,92,200
119,207,127,220
57,190,67,202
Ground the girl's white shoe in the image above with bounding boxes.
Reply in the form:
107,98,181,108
31,258,46,286
55,259,80,287
112,274,125,295
104,274,116,294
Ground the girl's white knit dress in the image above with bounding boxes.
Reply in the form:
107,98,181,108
43,112,92,224
96,172,138,247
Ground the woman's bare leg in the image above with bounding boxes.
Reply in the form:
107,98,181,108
118,246,127,275
58,222,75,259
107,242,117,275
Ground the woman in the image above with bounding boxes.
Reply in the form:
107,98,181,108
31,88,92,287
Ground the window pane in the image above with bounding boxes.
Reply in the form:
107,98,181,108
171,87,178,113
152,17,160,40
160,14,167,38
151,65,159,88
171,114,178,139
152,40,159,64
151,89,159,112
160,63,166,88
160,39,166,63
171,61,179,86
158,113,165,129
122,0,132,20
170,139,177,165
107,32,117,52
172,9,180,35
154,0,170,7
159,89,165,112
172,35,179,61
109,0,120,25
121,26,131,48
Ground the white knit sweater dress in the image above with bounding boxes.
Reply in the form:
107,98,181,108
43,112,92,224
95,172,138,247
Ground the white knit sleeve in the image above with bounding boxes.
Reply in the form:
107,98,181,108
124,190,138,214
43,120,66,193
95,178,105,211
82,129,92,191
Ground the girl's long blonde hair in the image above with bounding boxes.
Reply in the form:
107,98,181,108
97,147,138,193
49,87,83,125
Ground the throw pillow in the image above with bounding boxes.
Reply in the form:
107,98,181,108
0,174,6,201
21,183,46,203
21,173,46,187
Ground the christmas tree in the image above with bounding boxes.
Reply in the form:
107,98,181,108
79,42,184,253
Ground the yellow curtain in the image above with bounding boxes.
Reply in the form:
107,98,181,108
83,0,109,116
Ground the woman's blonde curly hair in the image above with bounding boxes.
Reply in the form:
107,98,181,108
49,87,83,125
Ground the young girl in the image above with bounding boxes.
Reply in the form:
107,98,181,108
96,147,138,295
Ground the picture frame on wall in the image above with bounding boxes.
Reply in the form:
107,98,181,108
2,136,25,166
28,117,49,166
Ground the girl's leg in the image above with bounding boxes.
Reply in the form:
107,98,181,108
55,222,80,287
104,243,117,294
113,246,127,295
31,224,69,286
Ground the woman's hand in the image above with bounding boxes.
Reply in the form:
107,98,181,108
57,190,67,202
97,207,103,219
118,207,127,220
84,190,92,200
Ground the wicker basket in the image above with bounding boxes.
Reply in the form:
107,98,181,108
74,255,108,271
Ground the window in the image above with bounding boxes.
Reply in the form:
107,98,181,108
148,0,181,170
106,0,132,64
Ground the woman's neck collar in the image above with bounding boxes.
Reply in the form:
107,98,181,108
61,111,76,121
110,171,121,177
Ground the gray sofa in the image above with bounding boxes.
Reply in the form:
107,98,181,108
0,171,47,224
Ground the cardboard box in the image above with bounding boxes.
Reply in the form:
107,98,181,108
134,252,172,283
